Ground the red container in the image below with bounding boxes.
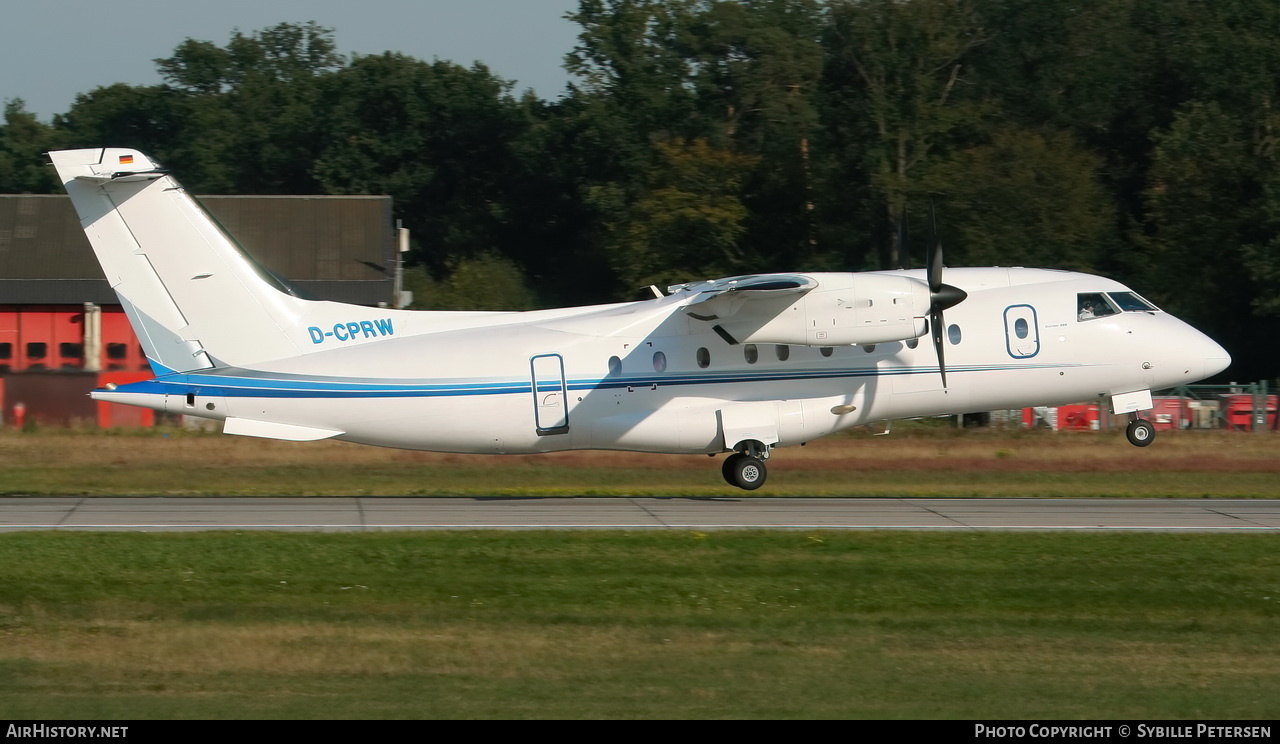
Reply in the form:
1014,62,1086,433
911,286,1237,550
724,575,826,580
1057,404,1100,431
1150,397,1191,431
1223,394,1278,430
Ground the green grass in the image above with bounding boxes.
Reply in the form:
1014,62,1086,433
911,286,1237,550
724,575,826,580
0,531,1277,719
0,427,1276,497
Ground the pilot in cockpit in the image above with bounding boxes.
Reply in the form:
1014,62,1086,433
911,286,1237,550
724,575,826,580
1078,293,1120,321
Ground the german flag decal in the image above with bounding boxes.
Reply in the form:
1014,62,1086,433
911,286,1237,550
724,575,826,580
119,155,134,165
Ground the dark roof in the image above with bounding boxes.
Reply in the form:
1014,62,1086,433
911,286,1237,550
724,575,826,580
0,194,395,306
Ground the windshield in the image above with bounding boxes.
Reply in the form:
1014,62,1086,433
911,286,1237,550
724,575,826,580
1107,292,1158,312
1078,291,1159,321
1076,293,1118,321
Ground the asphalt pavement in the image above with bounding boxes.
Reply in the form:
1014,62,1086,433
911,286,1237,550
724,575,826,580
1,496,1278,532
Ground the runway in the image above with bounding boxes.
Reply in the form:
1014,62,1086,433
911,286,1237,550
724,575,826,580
1,496,1278,532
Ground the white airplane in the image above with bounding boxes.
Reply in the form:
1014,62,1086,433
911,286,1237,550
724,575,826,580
49,147,1231,490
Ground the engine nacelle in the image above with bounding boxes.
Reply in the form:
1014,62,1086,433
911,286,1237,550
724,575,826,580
716,273,930,347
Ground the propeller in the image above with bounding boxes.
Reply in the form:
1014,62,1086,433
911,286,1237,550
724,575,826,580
924,202,967,388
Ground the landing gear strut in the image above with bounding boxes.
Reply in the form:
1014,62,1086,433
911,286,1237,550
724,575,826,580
1125,417,1155,447
722,440,769,490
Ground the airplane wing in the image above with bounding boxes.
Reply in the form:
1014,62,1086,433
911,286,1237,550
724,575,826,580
669,271,929,347
669,274,819,321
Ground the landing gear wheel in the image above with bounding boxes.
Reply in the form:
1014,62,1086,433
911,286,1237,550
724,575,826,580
1126,418,1155,447
722,453,767,490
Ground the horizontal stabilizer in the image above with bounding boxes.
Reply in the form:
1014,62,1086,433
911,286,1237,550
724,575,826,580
222,417,344,442
74,170,168,184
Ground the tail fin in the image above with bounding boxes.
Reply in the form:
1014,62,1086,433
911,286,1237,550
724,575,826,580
50,148,327,372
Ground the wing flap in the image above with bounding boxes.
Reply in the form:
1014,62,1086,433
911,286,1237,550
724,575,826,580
222,417,344,441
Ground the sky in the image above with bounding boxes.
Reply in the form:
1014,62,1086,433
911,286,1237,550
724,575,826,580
1,0,582,120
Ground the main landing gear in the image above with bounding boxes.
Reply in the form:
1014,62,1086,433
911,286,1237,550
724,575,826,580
1125,417,1155,447
722,441,769,490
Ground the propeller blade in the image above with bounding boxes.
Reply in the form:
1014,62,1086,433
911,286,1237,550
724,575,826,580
931,310,947,389
927,201,942,293
923,200,966,389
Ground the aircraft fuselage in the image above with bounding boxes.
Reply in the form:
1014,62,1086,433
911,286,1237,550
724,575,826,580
96,267,1228,456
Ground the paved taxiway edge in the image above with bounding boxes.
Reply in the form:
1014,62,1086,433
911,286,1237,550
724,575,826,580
0,497,1278,532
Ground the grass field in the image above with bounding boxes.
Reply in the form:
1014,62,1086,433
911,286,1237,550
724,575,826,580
0,531,1277,719
0,427,1276,719
0,425,1276,497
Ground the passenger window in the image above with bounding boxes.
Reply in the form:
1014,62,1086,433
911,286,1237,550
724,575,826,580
1077,292,1117,321
652,351,667,373
819,347,834,357
744,344,758,364
607,356,622,377
775,345,790,361
906,338,919,349
947,324,962,345
1014,318,1029,339
696,347,710,369
863,344,876,353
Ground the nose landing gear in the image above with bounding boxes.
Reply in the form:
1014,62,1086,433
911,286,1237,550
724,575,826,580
1125,417,1155,447
722,440,769,490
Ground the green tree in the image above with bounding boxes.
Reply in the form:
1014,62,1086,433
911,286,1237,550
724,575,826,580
54,84,181,161
566,0,702,138
821,0,992,269
156,21,344,92
0,100,58,193
686,0,828,267
312,53,529,276
152,21,345,193
562,0,706,289
921,126,1117,271
564,0,832,287
1145,103,1261,326
1136,1,1280,377
612,137,759,288
404,253,539,311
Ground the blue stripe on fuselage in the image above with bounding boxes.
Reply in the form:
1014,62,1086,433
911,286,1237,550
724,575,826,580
107,363,1081,400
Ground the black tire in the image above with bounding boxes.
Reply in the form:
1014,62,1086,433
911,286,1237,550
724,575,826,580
723,453,767,490
721,454,741,484
1126,419,1155,447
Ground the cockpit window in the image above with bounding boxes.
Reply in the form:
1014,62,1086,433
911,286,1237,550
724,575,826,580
1077,293,1118,321
1106,292,1158,312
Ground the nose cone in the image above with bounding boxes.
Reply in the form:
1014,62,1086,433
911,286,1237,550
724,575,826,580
1184,326,1230,382
1147,316,1231,387
1204,339,1231,379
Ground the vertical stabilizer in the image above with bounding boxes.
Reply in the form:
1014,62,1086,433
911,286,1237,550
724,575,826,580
50,148,311,371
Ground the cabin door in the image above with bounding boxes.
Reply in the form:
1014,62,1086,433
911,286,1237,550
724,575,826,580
1003,304,1040,359
530,353,569,435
